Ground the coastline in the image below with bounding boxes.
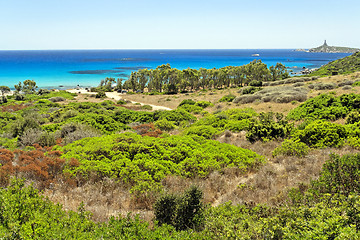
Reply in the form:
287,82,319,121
0,49,351,89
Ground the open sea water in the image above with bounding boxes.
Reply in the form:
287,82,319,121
0,49,351,89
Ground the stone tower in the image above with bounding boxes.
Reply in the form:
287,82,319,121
324,40,328,46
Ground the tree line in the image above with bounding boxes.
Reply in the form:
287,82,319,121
96,60,289,94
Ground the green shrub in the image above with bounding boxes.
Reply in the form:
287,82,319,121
154,109,196,125
312,153,360,196
154,119,176,131
154,194,178,226
116,99,127,105
178,99,196,107
219,94,236,102
287,93,360,121
141,105,153,110
293,120,347,148
225,119,251,132
184,125,218,139
38,132,56,146
246,112,293,142
224,108,258,120
194,101,212,109
154,186,204,231
272,139,310,157
346,111,360,124
352,81,360,87
347,137,360,149
194,114,228,130
8,118,41,138
174,186,204,231
0,136,17,150
69,113,129,134
241,86,259,95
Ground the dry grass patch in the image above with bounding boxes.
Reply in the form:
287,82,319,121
43,178,154,223
233,86,308,104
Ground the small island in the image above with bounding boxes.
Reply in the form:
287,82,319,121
309,40,360,53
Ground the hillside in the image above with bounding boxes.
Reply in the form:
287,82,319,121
309,40,359,53
310,51,360,76
2,67,360,238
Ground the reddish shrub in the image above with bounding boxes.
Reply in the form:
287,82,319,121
1,103,30,112
132,123,163,138
0,146,66,189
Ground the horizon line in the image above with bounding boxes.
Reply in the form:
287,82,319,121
0,48,307,51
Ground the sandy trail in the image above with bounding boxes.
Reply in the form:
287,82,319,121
105,92,172,111
66,89,171,110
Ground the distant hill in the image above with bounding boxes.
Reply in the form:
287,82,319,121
310,51,360,76
309,40,359,53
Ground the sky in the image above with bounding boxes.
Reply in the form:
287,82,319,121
0,0,359,50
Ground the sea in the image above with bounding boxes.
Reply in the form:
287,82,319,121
0,49,351,89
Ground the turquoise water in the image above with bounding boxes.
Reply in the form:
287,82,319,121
0,49,351,89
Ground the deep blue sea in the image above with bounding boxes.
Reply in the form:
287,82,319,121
0,49,351,89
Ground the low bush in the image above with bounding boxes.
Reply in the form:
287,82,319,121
178,99,196,107
246,112,293,142
225,119,251,132
116,99,127,105
48,97,66,102
194,101,212,108
141,105,153,110
308,82,337,90
18,128,44,147
184,125,219,139
132,123,163,138
219,94,236,102
154,119,176,131
312,153,360,196
58,122,101,145
346,110,360,124
69,113,129,134
239,86,260,95
272,139,310,157
338,80,354,87
234,86,307,104
293,120,347,148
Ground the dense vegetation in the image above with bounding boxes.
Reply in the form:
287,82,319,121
57,132,264,193
3,152,360,238
310,51,360,76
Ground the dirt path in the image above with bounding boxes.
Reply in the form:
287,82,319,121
105,92,172,111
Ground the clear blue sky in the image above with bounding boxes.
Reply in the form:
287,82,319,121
0,0,358,50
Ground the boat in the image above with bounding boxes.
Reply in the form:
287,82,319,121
252,54,260,57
